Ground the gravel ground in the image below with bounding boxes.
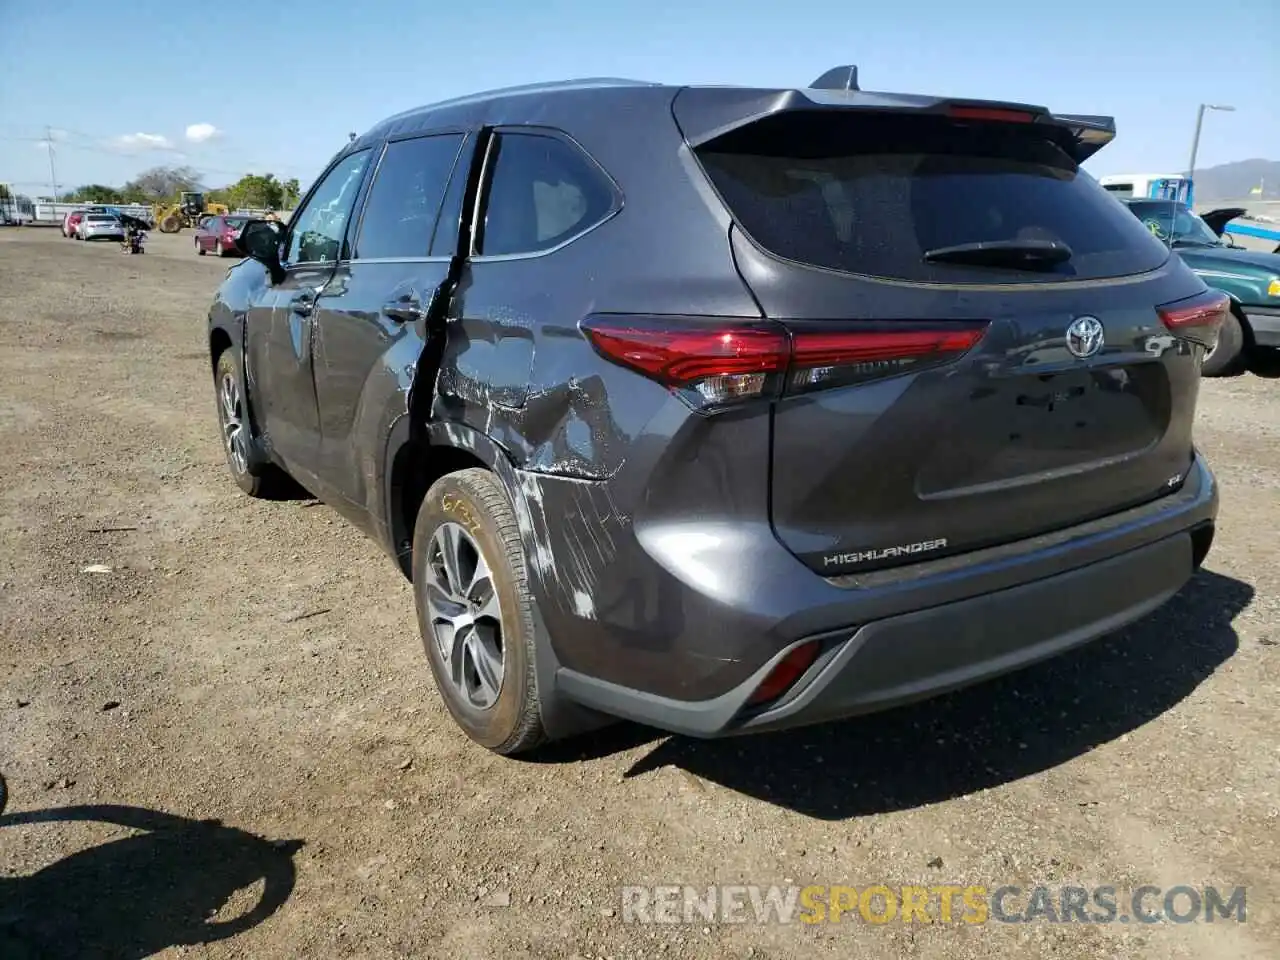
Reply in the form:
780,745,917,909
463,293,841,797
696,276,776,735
1,227,1277,960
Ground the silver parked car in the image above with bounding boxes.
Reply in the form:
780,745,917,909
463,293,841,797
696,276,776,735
78,213,124,241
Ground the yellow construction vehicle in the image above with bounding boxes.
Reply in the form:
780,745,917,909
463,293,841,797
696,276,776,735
153,191,230,233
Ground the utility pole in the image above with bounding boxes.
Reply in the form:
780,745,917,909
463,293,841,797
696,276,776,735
1186,103,1235,182
44,126,60,200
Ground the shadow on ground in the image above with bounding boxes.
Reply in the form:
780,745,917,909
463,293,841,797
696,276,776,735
0,804,302,960
536,569,1252,820
1246,349,1280,379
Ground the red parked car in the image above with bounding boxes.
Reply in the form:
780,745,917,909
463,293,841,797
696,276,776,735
63,209,88,238
194,215,249,257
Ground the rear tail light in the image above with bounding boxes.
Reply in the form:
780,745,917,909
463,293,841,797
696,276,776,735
946,105,1038,124
580,315,988,410
786,325,987,395
746,640,822,708
1157,289,1229,349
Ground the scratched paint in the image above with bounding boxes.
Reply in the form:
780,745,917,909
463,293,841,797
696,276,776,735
510,468,629,622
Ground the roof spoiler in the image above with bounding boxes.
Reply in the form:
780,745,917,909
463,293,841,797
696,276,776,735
802,65,1117,161
810,65,860,92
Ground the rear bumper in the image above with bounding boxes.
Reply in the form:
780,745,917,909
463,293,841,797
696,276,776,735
553,453,1218,738
1244,306,1280,347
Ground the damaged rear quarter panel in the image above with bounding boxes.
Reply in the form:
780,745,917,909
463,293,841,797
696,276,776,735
434,224,673,482
423,95,790,698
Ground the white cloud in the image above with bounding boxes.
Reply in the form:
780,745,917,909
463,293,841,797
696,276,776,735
185,123,221,144
110,132,175,153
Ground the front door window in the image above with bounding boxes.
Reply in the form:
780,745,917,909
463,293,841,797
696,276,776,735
286,151,371,265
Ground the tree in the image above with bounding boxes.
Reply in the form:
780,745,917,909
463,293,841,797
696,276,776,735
0,184,11,200
223,172,287,210
282,178,300,209
122,165,202,202
66,184,125,204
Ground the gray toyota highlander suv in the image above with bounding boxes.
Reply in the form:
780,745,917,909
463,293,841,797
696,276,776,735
209,66,1223,754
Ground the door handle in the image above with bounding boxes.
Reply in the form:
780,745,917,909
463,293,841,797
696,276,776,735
383,296,423,324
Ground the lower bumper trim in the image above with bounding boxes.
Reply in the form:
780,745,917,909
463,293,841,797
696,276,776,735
557,531,1195,738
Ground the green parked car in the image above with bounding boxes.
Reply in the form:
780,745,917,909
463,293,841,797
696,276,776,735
1124,199,1280,376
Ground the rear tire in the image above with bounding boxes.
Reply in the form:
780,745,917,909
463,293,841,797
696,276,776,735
213,350,287,498
215,240,225,257
412,468,547,755
196,239,206,255
1201,308,1245,377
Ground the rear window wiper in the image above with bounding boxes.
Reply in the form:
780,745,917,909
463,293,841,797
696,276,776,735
922,239,1073,269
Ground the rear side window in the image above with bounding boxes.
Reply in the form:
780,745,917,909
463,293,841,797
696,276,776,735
476,132,616,257
696,113,1171,284
355,134,465,259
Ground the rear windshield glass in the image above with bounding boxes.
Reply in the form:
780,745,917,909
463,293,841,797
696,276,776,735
695,113,1171,284
225,217,248,228
87,215,116,222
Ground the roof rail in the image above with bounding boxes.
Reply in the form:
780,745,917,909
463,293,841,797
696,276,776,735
377,77,659,127
809,65,860,92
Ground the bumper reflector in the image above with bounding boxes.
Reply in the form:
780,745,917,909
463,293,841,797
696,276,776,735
747,640,822,707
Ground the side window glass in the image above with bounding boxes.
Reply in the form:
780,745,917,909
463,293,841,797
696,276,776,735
477,132,615,257
286,150,371,265
354,134,464,260
429,134,472,257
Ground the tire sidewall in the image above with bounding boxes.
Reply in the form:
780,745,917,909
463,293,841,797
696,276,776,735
1202,309,1244,377
412,472,534,750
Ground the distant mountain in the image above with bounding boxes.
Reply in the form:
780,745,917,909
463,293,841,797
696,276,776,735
1190,159,1280,201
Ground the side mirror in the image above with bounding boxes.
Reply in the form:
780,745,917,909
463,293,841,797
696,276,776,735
239,219,287,282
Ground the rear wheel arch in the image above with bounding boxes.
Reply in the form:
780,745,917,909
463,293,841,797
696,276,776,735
209,323,268,448
386,421,518,581
209,327,234,377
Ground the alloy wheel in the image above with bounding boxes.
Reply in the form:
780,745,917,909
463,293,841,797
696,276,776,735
424,522,505,709
218,371,249,474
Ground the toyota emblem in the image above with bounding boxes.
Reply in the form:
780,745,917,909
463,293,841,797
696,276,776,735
1065,316,1105,359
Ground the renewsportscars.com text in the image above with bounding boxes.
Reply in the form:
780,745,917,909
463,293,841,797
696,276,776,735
620,884,1247,926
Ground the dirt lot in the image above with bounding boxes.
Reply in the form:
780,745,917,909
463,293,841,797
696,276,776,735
1,227,1278,960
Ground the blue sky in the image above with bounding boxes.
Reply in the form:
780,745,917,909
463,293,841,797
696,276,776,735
1,0,1276,196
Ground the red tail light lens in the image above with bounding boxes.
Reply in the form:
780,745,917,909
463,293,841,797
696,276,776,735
787,325,988,395
946,105,1037,124
1158,289,1230,333
576,320,788,385
580,315,988,409
747,640,822,707
577,318,789,406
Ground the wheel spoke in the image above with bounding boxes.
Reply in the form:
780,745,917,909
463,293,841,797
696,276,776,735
434,524,466,599
424,577,464,621
472,579,500,623
465,629,503,704
467,553,500,623
449,623,471,688
220,378,238,421
434,620,458,667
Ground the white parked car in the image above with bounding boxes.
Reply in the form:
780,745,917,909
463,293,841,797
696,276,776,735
77,213,124,241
